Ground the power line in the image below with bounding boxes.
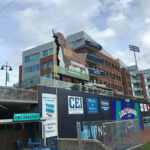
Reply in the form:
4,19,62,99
0,0,16,13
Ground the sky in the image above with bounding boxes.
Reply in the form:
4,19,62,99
0,0,150,86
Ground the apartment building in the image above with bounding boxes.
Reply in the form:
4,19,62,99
140,69,150,99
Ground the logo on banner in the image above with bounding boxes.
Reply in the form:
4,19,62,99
81,125,91,139
100,99,110,112
86,98,98,114
119,108,137,119
91,125,98,139
68,96,83,114
46,103,54,117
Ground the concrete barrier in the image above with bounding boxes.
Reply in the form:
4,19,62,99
57,138,111,150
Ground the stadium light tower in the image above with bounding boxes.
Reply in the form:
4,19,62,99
129,45,142,98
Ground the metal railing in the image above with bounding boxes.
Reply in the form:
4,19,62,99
40,77,114,96
81,119,143,150
0,86,37,102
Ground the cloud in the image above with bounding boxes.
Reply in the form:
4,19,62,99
113,50,135,66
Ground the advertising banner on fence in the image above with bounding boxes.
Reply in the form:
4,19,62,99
100,99,110,113
68,96,84,114
112,100,142,129
42,93,57,138
86,98,98,114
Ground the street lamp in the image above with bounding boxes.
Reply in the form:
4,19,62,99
129,45,142,98
0,62,12,87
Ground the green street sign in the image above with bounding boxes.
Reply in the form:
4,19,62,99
13,113,40,122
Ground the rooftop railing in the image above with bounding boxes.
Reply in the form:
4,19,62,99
40,77,147,101
0,86,37,102
40,77,114,96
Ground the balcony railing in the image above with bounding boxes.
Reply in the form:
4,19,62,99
0,86,37,102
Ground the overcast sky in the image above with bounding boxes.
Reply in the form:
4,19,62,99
0,0,150,86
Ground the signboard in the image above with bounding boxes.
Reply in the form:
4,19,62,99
112,100,142,129
53,32,89,81
140,103,144,112
147,104,150,112
68,96,84,114
86,98,98,114
144,104,148,112
52,65,89,80
13,113,40,122
100,99,110,113
88,68,105,76
42,93,57,138
85,40,102,50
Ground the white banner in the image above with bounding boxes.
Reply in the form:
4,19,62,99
42,93,57,138
68,96,84,114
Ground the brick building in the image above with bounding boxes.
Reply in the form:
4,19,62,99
18,31,150,99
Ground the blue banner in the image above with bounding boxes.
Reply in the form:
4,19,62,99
100,99,110,113
86,98,98,114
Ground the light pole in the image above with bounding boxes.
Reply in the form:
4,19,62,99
129,45,142,98
0,62,12,87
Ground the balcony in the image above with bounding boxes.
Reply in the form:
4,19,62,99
86,54,104,63
88,68,105,76
132,86,142,91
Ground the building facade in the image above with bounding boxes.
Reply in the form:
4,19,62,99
19,31,123,94
18,31,150,100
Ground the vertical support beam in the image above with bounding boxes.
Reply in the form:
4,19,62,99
42,121,46,147
53,42,59,138
76,122,83,150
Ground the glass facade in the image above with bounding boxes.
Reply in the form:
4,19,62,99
24,64,40,73
24,53,40,63
49,49,53,55
43,62,47,70
43,50,48,57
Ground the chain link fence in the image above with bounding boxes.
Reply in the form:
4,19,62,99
81,119,143,150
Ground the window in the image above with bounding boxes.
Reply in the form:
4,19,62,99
43,62,47,70
49,49,53,55
24,53,40,63
49,73,53,79
24,64,40,73
43,50,48,57
43,74,47,78
48,61,53,68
